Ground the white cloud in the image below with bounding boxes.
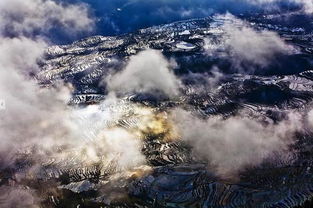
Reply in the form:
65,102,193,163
0,1,146,204
0,0,97,172
0,5,149,203
0,37,47,73
0,35,69,170
299,0,313,13
0,49,146,170
0,69,146,173
106,49,181,97
0,0,95,37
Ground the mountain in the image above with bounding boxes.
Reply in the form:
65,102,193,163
6,13,313,208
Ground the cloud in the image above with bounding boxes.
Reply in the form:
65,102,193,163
306,109,313,128
93,128,146,170
0,61,71,168
0,5,162,206
0,0,95,38
171,108,302,177
0,37,64,168
299,0,313,13
61,96,148,170
204,14,295,72
0,0,146,205
106,49,181,97
0,62,146,170
0,37,47,74
0,0,97,171
247,0,313,14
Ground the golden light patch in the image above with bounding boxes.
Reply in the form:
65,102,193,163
132,106,180,142
129,165,152,179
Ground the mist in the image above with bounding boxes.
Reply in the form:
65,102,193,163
204,14,296,73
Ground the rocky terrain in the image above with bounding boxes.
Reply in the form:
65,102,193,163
3,13,313,208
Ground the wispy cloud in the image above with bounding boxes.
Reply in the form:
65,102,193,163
171,108,302,177
247,0,313,14
204,14,295,73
